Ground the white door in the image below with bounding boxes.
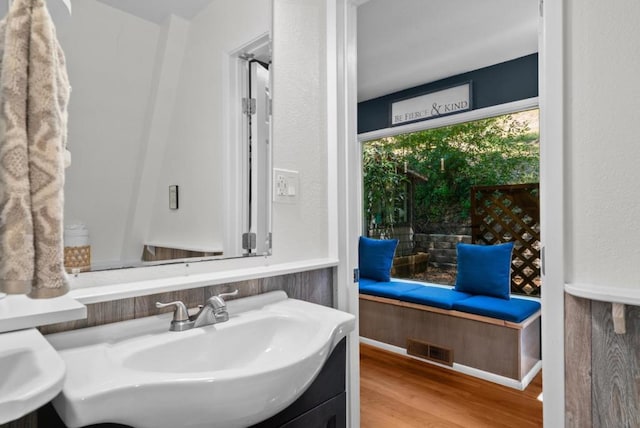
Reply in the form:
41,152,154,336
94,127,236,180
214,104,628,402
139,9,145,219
249,61,271,255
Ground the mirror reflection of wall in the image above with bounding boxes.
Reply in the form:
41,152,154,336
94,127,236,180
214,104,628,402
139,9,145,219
57,0,272,271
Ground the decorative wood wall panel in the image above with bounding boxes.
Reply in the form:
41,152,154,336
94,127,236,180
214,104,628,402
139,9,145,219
565,294,592,428
39,268,334,336
263,268,334,304
38,299,137,334
565,293,640,428
591,301,640,428
140,246,222,262
89,299,136,326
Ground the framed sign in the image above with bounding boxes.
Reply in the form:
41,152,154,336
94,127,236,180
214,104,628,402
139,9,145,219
391,82,472,126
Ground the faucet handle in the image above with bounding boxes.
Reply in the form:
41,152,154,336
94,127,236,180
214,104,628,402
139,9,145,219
155,301,189,322
217,290,239,300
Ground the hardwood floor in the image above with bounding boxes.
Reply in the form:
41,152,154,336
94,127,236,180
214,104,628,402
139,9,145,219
360,343,543,428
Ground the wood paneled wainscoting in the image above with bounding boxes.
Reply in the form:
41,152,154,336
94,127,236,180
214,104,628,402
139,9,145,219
565,294,640,428
2,268,333,428
38,268,333,336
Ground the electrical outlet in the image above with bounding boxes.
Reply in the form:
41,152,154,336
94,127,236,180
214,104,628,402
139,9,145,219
276,174,288,196
273,168,299,203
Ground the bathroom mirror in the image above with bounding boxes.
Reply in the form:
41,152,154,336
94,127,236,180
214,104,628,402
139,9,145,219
44,0,273,271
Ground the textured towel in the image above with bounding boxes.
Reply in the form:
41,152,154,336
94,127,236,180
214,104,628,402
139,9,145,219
0,0,70,297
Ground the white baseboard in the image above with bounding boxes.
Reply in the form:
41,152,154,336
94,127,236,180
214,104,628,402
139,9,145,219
360,336,542,391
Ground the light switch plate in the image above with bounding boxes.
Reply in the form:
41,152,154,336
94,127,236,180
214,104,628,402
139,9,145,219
273,168,299,204
169,185,179,209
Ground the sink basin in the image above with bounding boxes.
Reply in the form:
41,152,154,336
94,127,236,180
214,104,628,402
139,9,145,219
0,328,66,424
46,291,355,428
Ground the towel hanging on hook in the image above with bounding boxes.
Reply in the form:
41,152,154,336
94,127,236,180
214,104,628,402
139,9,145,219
8,0,71,15
5,0,72,166
0,0,71,297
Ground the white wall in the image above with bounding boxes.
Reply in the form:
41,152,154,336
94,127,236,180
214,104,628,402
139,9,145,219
565,0,640,290
60,0,160,268
270,0,329,263
121,15,191,263
146,0,271,254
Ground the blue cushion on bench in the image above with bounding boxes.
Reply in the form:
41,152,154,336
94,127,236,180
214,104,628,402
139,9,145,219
359,277,379,287
455,242,514,300
401,285,472,310
359,236,398,282
359,280,424,300
452,295,541,323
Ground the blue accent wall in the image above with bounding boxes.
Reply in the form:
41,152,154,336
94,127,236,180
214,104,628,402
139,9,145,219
358,53,538,134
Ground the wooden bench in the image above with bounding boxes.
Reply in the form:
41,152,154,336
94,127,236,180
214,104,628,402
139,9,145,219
359,286,541,390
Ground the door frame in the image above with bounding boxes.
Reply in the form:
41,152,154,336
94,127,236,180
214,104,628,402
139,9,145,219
329,1,365,427
334,0,566,427
539,0,565,425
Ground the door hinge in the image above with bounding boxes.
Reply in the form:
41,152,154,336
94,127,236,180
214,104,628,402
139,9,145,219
267,97,273,116
242,97,256,115
353,268,360,283
539,0,543,17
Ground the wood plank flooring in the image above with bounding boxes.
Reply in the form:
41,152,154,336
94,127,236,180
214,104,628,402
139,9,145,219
360,343,543,428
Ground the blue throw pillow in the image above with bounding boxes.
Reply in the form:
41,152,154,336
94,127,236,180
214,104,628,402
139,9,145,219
454,242,514,300
358,236,398,282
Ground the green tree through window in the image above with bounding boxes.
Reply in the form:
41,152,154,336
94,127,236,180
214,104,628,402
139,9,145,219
363,110,539,235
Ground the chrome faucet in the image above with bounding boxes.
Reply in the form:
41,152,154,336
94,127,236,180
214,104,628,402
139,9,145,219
156,290,238,331
192,290,238,328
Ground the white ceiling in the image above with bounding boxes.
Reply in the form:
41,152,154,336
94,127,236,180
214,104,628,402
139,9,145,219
95,0,214,24
43,0,537,102
357,0,539,102
36,0,215,26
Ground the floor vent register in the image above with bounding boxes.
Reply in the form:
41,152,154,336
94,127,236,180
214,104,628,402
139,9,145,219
406,338,454,366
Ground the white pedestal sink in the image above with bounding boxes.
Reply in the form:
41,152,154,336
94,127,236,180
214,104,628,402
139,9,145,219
46,291,355,428
0,328,66,424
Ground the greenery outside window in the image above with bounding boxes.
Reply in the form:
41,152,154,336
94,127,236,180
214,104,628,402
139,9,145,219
362,109,540,284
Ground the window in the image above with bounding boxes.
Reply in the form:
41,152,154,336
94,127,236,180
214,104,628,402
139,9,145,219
362,109,540,289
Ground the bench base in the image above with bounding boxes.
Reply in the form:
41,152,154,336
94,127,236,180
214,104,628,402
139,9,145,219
359,294,541,389
360,337,542,391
